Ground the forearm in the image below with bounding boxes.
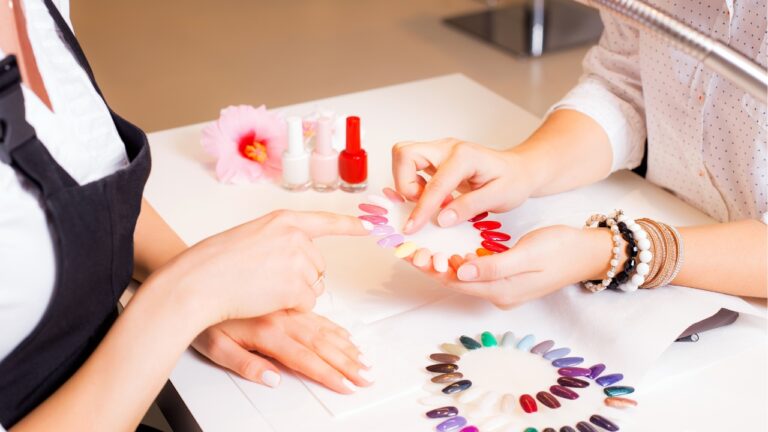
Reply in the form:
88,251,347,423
133,198,188,282
674,220,767,297
511,109,614,197
12,272,209,432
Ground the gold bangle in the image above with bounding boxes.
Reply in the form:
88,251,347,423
637,219,664,288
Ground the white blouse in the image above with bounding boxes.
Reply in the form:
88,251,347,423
0,0,128,397
550,0,767,223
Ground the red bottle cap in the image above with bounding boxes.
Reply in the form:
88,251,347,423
346,116,361,153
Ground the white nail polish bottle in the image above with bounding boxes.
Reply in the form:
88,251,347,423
281,116,311,191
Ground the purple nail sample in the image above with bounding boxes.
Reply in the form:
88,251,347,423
377,234,404,248
588,363,606,379
437,416,467,432
530,340,555,355
459,427,479,432
558,367,592,377
426,406,458,419
358,203,388,216
359,214,388,225
543,347,571,360
557,376,590,388
370,224,395,236
550,385,579,400
596,373,624,387
576,421,598,432
590,414,620,431
552,357,584,367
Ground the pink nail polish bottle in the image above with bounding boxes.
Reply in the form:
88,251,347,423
310,116,339,192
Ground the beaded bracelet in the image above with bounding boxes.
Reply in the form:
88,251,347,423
582,213,623,293
637,218,685,288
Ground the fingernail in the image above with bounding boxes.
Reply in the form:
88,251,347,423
437,209,458,227
403,219,414,233
457,264,478,281
359,354,374,368
360,220,374,231
359,369,376,383
432,253,449,273
262,370,281,388
342,378,358,392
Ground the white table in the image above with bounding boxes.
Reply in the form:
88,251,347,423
141,75,767,431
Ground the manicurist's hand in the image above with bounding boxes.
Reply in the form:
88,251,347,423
193,310,373,394
392,138,539,234
407,225,615,308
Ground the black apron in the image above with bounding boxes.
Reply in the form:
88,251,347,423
0,1,150,426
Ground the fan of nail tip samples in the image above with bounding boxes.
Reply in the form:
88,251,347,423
420,331,637,432
357,187,513,271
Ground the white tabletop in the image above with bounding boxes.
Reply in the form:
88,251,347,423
141,74,767,432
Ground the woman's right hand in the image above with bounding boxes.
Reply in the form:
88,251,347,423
392,138,539,234
154,210,369,328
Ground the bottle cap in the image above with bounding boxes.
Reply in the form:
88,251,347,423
346,116,361,153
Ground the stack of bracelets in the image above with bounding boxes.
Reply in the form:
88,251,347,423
582,210,685,293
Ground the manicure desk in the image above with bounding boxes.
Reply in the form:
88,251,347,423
134,74,767,431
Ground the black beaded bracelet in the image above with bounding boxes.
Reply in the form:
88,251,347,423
597,220,637,290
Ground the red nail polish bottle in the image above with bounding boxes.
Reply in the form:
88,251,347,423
338,116,367,192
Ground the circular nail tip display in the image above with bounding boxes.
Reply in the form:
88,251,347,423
480,230,512,241
426,363,458,373
550,385,579,400
604,386,635,397
481,239,509,253
530,340,555,355
437,415,467,432
551,356,584,367
481,331,498,347
358,214,388,225
367,194,394,210
536,391,562,409
520,393,538,413
431,372,464,383
358,203,388,216
576,421,598,432
459,335,482,350
595,373,624,387
557,377,590,388
543,347,571,360
604,396,638,408
557,367,591,377
382,187,405,203
430,353,460,363
476,247,494,256
442,380,472,395
394,241,418,258
377,233,404,248
468,212,489,222
425,406,458,419
473,220,502,231
588,363,606,379
589,414,620,431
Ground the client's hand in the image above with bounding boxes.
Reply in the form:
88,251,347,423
407,226,615,308
194,311,373,394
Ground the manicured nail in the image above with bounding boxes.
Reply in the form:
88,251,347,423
437,209,458,227
359,369,376,383
433,253,449,273
403,219,414,233
262,370,281,388
360,220,374,231
413,248,432,267
342,378,358,392
457,264,478,281
359,354,374,368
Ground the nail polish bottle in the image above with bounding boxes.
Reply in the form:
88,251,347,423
281,116,310,191
310,116,339,192
338,116,367,192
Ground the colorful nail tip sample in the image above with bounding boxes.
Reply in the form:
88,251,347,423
431,372,463,383
433,253,449,273
377,233,404,248
558,367,592,377
524,428,538,432
437,416,467,432
480,230,511,241
588,363,606,379
530,340,555,355
358,203,388,215
500,331,515,348
536,391,562,409
394,241,418,258
543,347,572,360
476,247,493,256
426,406,458,419
442,380,472,394
517,334,536,350
557,377,590,388
543,429,557,432
473,221,501,231
552,357,584,367
560,427,577,432
595,373,624,387
440,343,467,356
468,212,488,222
426,363,458,373
604,396,638,408
370,224,395,236
550,385,579,400
576,421,598,432
459,335,482,350
430,353,460,363
481,240,509,253
382,187,405,203
604,386,635,397
459,427,479,432
358,214,387,225
520,394,538,413
590,414,619,431
481,331,498,347
501,393,516,413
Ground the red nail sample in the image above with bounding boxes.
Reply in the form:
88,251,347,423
468,212,488,222
481,231,511,241
481,240,509,253
473,221,501,231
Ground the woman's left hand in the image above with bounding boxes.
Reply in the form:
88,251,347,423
192,310,373,394
408,225,615,308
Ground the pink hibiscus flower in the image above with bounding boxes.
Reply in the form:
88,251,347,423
201,105,287,184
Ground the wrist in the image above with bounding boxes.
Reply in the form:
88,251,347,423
505,139,556,198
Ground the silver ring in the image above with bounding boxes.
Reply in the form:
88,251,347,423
311,271,326,290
